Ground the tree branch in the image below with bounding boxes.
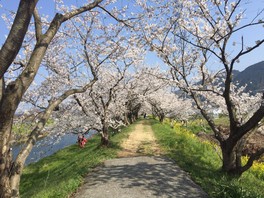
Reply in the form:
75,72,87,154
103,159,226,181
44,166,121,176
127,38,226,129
14,79,97,170
241,147,264,173
0,0,38,78
74,94,89,117
62,0,103,22
97,5,133,28
33,8,43,42
236,96,264,141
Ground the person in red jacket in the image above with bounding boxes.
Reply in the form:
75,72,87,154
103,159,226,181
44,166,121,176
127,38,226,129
77,134,87,148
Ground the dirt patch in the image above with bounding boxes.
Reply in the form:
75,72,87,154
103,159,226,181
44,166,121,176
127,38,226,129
118,120,162,157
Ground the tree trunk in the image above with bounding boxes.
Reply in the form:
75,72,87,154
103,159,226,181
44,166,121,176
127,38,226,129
124,113,131,125
159,113,164,123
101,131,109,146
221,140,243,176
222,147,237,172
0,101,15,198
0,0,38,78
0,144,15,198
101,124,109,146
127,112,133,124
0,172,12,198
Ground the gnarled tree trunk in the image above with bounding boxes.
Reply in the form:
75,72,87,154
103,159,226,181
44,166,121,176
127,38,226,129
0,1,103,197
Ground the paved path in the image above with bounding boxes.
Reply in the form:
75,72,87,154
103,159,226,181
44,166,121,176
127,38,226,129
74,156,208,198
73,120,209,198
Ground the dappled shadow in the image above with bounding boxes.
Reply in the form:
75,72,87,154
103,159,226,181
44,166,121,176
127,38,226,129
75,156,209,198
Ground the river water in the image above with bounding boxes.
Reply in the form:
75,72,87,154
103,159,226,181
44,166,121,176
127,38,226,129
12,132,95,165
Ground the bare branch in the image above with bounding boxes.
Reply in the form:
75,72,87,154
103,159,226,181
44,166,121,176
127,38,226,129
237,39,264,58
12,61,26,71
175,32,222,60
97,5,133,28
241,147,264,173
33,8,43,42
227,21,264,38
190,88,223,97
74,94,89,117
227,0,242,21
237,98,264,141
62,0,103,22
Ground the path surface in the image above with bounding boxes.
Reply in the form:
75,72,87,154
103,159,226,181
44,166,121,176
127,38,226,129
73,120,209,198
118,120,161,157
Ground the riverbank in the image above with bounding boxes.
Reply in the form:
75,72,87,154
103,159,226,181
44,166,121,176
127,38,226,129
20,121,136,198
20,119,264,198
13,130,98,165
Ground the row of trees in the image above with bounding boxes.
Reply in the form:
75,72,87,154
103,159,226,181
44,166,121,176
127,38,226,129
0,1,187,196
138,0,264,175
0,0,264,197
0,0,131,197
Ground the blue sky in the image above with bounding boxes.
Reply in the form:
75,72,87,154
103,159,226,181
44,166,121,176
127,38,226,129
231,0,264,70
0,0,263,72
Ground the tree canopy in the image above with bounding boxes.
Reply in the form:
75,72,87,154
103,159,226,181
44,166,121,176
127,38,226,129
0,0,264,197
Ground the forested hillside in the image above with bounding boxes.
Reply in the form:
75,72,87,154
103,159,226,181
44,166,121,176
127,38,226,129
234,61,264,93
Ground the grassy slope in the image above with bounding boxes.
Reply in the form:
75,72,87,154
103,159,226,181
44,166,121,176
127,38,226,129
20,122,136,198
20,118,264,198
150,119,264,198
182,116,229,134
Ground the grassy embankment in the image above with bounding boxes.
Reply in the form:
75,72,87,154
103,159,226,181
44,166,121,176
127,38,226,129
20,121,137,198
150,118,264,198
20,118,264,198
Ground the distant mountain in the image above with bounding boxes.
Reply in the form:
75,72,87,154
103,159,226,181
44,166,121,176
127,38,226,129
233,61,264,94
232,69,240,77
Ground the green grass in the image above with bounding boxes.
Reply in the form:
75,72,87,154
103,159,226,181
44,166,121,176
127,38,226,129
20,121,136,198
20,119,264,198
184,121,212,134
214,116,229,126
150,119,264,198
183,116,230,134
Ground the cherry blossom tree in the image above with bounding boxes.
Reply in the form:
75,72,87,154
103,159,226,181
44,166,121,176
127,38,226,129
53,64,149,146
140,0,264,175
56,32,146,145
147,88,195,123
0,0,145,196
19,6,127,135
125,66,195,123
57,64,174,144
125,66,168,120
67,65,130,146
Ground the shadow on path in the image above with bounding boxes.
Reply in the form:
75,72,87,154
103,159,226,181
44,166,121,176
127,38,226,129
74,156,209,198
